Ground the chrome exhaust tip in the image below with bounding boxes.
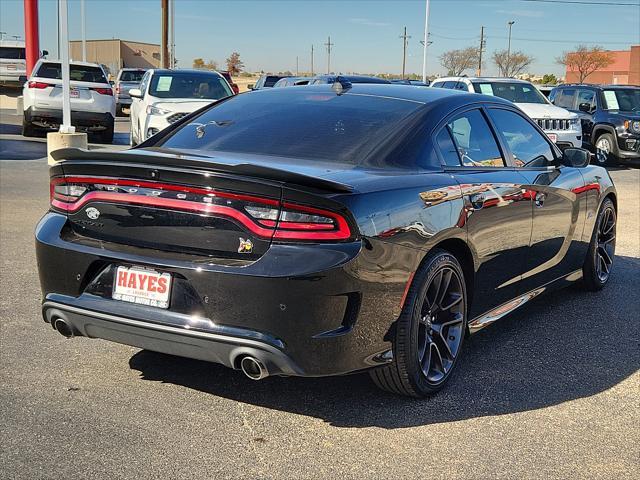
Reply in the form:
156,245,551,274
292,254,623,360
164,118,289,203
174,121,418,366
240,356,268,380
53,318,74,338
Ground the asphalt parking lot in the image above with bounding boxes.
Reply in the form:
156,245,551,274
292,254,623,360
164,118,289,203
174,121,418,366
1,132,639,478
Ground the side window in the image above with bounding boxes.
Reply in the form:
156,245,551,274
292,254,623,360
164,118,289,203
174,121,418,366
489,108,555,167
454,82,468,91
446,109,505,167
555,88,576,109
435,127,461,166
442,81,456,89
139,71,151,95
576,89,596,112
431,81,444,89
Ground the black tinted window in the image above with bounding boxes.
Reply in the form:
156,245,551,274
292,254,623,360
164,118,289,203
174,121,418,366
0,47,26,59
36,62,108,83
576,89,596,111
264,76,282,87
447,109,504,167
149,72,232,99
160,91,422,164
442,81,457,89
120,70,145,82
436,128,461,166
555,88,576,109
489,108,554,167
472,82,547,104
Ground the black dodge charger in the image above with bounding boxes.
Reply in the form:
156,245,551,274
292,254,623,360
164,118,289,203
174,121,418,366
36,81,617,397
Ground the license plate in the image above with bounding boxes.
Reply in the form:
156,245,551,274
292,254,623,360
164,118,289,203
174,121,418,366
547,133,558,143
70,88,80,98
112,266,171,308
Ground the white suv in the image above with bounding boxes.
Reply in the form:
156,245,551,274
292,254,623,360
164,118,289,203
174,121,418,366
128,69,233,146
431,77,582,148
22,59,115,142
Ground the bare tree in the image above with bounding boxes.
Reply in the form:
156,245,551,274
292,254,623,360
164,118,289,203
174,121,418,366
439,47,480,76
493,50,534,77
226,52,244,76
556,45,615,83
205,60,218,71
192,58,205,69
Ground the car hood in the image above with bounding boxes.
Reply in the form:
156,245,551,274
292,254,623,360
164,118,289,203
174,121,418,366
152,99,216,112
606,110,640,120
515,102,577,119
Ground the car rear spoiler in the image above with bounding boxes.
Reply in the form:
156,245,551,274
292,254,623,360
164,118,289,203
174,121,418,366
50,148,354,193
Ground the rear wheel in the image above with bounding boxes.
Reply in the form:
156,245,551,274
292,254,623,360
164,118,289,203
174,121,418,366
22,116,37,137
582,198,616,291
594,133,617,166
95,125,114,144
370,249,468,397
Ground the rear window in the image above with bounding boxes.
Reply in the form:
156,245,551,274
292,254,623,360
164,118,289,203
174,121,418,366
0,47,26,59
35,62,108,83
119,70,145,82
264,76,282,87
149,72,232,99
472,82,547,104
159,90,423,164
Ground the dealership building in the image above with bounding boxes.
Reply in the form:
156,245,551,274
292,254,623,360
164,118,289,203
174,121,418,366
565,45,639,85
69,39,160,78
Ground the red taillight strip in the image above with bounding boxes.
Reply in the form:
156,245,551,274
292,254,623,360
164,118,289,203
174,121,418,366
258,220,335,231
51,176,279,206
273,202,351,240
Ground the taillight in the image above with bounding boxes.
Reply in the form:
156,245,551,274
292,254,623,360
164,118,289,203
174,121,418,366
28,81,50,89
49,176,353,241
92,87,113,96
116,86,121,94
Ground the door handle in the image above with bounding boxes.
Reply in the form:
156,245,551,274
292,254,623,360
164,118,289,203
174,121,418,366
535,192,547,208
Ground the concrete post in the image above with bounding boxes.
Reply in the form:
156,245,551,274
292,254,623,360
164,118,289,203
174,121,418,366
47,132,88,165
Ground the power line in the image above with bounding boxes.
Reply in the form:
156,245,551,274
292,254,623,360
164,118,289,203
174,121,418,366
519,0,639,5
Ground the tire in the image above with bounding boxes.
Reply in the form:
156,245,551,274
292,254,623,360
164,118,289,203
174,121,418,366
582,198,616,291
22,116,37,137
594,133,617,166
369,249,468,397
95,126,114,144
116,104,124,117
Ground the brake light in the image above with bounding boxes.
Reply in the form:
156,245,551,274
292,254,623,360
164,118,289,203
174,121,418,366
28,81,50,89
92,87,113,96
49,176,352,241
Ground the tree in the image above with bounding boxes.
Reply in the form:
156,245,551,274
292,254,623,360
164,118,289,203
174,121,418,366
556,45,615,83
493,50,534,77
192,58,205,69
226,52,244,76
439,47,480,76
205,60,218,71
541,74,558,85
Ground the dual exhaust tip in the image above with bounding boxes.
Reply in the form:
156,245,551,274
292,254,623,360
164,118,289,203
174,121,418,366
52,316,270,380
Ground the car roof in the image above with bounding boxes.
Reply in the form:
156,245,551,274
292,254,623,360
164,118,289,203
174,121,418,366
150,68,224,77
313,74,391,83
433,76,535,84
36,59,104,68
120,68,146,71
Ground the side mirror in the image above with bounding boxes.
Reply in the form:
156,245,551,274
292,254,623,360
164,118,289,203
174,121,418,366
247,84,254,90
109,80,115,86
41,50,49,57
578,102,592,113
562,147,590,168
128,88,142,99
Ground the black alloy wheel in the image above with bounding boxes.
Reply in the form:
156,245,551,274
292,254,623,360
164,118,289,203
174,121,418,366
370,249,468,397
583,198,616,291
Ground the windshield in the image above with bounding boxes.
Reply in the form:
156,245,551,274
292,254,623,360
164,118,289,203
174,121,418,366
602,88,640,112
149,72,233,99
472,82,547,104
120,70,145,82
35,62,108,83
159,90,422,164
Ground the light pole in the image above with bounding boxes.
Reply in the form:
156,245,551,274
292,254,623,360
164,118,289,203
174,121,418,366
80,0,86,61
422,0,430,83
507,20,515,76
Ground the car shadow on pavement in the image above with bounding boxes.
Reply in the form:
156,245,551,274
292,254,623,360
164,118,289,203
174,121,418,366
129,255,640,429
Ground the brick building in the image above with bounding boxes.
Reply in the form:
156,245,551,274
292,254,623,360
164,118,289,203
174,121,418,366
565,45,639,85
69,39,160,78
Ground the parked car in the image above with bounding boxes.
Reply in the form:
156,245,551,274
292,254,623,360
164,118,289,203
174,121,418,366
128,69,234,146
431,77,582,149
249,74,288,90
39,84,616,397
273,76,311,87
392,79,430,86
219,71,240,94
114,68,146,116
22,59,115,142
0,39,27,86
308,74,391,85
536,84,557,98
550,84,640,166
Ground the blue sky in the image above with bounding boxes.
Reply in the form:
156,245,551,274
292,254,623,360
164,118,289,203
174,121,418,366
1,0,638,76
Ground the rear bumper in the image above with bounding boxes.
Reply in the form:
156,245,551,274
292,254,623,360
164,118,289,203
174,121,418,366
25,107,114,131
116,96,131,106
36,212,403,377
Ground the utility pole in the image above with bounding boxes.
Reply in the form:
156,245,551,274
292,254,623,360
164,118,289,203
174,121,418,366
170,0,175,68
161,0,169,68
311,45,314,76
399,26,411,78
477,26,485,76
507,20,515,76
422,0,430,83
324,36,334,74
80,0,86,61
